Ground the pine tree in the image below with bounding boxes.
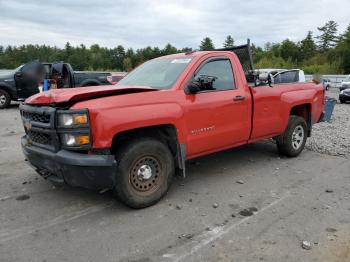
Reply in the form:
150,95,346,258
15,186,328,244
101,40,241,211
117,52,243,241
279,39,300,62
163,43,178,55
317,20,338,51
300,31,317,61
123,57,132,71
115,45,125,70
200,37,215,51
335,24,350,73
223,35,234,48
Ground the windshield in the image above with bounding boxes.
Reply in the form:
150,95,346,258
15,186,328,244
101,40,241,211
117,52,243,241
117,58,192,89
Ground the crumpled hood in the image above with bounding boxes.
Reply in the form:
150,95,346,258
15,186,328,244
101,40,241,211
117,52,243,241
25,85,158,105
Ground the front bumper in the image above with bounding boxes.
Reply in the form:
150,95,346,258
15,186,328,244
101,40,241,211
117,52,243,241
22,137,117,190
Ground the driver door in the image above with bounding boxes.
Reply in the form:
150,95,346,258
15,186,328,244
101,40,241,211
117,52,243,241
183,57,251,157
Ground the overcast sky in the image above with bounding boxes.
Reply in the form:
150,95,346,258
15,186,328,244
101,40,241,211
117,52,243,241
0,0,349,50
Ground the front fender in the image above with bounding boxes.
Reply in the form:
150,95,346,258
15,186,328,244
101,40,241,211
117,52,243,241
89,103,185,148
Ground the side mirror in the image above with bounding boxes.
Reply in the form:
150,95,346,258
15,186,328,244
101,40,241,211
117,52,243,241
185,75,217,94
15,71,23,78
186,80,201,94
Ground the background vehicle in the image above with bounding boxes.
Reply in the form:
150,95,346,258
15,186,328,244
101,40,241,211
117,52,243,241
340,75,350,91
20,43,324,208
272,69,306,84
339,88,350,103
252,68,306,86
0,61,113,109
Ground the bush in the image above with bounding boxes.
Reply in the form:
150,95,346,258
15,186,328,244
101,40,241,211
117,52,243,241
302,61,343,74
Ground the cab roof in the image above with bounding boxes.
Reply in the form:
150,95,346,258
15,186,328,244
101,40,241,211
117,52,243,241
156,51,232,59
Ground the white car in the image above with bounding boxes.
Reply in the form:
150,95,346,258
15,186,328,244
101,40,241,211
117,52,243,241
253,68,306,86
272,69,306,84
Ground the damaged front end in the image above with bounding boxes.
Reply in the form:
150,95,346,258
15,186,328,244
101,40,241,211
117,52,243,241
20,103,117,190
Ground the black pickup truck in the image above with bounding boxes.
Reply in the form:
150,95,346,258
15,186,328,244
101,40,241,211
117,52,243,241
0,61,113,109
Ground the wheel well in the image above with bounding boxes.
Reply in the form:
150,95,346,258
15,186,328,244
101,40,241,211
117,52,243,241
111,124,179,159
0,86,10,95
290,104,311,135
0,85,14,100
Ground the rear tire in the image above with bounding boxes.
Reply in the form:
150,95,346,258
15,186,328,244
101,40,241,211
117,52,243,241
0,89,11,109
276,116,307,157
114,138,174,208
340,99,345,104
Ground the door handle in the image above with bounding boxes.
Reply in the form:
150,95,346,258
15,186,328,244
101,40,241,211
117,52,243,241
233,95,245,101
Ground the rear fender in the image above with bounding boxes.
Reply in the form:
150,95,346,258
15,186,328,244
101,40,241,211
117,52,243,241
279,89,318,134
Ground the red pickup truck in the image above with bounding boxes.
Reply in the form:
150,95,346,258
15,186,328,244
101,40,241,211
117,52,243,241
20,45,324,208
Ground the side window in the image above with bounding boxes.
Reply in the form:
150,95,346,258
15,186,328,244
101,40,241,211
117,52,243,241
195,59,235,90
274,71,299,84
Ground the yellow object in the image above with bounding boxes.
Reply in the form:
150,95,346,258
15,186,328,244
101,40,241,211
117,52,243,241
75,135,90,145
73,114,88,125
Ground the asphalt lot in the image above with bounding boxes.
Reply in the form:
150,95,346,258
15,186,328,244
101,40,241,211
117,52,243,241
0,98,350,262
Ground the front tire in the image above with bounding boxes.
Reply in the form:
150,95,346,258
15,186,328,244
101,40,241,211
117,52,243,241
276,116,307,157
114,138,174,208
0,89,11,109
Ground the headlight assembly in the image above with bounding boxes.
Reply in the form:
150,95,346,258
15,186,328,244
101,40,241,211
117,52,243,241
57,109,91,149
61,134,90,147
58,113,88,127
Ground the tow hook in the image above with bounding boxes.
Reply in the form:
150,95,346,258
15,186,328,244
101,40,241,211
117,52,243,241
36,169,53,179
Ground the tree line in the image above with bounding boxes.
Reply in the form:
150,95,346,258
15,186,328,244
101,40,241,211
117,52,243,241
0,21,349,74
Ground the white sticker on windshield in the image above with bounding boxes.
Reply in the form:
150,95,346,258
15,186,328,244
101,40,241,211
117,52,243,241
171,58,191,64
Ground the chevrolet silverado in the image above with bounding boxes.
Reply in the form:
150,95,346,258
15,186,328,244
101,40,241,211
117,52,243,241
20,45,325,208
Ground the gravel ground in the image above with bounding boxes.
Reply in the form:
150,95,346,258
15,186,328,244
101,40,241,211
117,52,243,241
306,88,350,158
